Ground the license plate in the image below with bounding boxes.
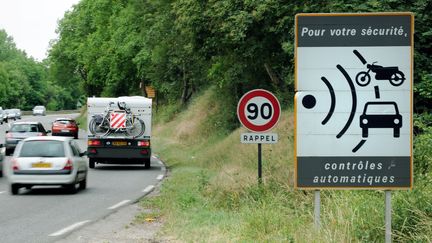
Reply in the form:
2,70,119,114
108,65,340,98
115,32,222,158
112,141,127,146
32,162,52,168
61,129,69,132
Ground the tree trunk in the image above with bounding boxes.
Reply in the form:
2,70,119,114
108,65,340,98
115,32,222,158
181,62,190,104
264,63,280,86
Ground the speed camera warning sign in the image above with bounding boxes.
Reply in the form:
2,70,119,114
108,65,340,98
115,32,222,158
237,89,281,133
295,13,413,189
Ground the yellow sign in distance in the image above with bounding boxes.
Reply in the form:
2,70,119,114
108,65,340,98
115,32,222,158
145,86,156,98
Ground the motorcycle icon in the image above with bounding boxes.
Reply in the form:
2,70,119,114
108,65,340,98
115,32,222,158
355,61,405,87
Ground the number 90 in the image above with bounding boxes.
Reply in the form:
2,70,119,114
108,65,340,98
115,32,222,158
247,103,272,120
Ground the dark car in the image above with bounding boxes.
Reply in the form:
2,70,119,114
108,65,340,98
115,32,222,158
51,118,79,139
5,122,51,155
360,101,402,138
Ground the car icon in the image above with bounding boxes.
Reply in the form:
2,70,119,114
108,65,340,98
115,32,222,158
360,101,402,138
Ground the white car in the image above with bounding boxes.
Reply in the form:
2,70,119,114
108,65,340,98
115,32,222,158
5,109,21,120
0,144,5,177
8,136,87,195
32,106,46,116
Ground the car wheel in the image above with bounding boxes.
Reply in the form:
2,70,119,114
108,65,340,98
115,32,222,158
10,184,20,195
0,170,3,177
362,128,368,138
65,183,78,194
394,128,400,138
89,159,95,169
144,158,151,169
5,149,12,156
74,134,78,139
79,177,87,190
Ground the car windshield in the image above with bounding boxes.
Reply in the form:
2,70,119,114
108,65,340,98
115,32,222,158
10,124,39,132
19,140,65,157
365,104,396,114
34,106,45,110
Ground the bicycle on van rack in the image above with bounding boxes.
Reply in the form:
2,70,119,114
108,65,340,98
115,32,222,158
88,101,145,138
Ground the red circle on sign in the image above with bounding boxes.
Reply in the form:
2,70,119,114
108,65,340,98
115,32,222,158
237,89,281,132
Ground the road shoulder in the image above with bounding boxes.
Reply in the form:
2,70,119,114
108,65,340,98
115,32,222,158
56,200,163,243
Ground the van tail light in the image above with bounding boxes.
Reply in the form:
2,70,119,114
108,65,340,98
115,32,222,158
12,159,19,171
137,141,150,147
63,160,73,171
88,140,101,146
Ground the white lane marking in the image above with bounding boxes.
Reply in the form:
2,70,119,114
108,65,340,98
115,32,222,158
107,200,131,210
0,191,6,194
156,174,164,180
152,155,157,159
143,185,154,193
49,220,91,237
157,160,163,165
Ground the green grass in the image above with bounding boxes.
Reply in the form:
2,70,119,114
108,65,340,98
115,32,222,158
137,87,432,242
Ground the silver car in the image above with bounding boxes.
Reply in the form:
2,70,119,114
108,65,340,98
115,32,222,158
32,106,46,116
0,107,8,124
5,109,21,120
8,136,88,195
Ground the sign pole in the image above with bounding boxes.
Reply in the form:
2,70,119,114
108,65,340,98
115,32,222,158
314,190,321,230
237,89,281,185
258,143,262,184
385,190,392,243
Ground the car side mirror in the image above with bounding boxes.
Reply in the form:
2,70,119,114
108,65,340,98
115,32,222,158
79,151,87,157
46,130,51,133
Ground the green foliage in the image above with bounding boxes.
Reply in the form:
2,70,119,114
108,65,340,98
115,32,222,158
50,0,432,122
0,29,68,110
393,175,432,242
153,102,182,124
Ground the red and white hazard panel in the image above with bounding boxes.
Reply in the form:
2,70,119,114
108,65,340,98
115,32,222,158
110,111,126,128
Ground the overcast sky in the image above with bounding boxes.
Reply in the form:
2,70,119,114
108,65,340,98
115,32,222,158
0,0,80,61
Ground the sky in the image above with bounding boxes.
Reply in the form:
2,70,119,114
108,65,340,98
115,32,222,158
0,0,80,61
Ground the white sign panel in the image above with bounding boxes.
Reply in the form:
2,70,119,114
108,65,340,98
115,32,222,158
241,133,278,144
295,13,413,189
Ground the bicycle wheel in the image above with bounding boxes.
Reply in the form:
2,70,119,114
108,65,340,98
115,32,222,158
89,118,109,137
355,72,371,86
125,118,145,138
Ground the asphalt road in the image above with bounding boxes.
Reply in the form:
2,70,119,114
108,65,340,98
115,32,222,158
0,114,165,243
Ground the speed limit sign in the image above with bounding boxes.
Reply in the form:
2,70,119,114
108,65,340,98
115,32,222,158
237,89,281,133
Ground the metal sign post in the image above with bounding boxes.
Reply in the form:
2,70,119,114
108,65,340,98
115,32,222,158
385,191,392,243
314,190,321,230
258,143,262,184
